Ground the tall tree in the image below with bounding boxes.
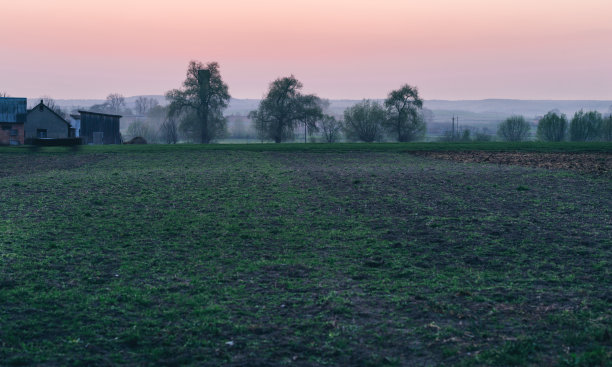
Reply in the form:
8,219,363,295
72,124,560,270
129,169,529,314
166,61,230,143
383,84,425,142
497,115,531,142
160,116,179,144
569,110,602,142
249,75,322,143
343,100,385,142
536,111,567,142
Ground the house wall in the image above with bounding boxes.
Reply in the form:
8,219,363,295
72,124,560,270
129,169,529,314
25,107,70,140
69,117,81,137
0,123,25,145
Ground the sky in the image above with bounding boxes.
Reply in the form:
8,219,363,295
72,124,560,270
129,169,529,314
1,0,611,100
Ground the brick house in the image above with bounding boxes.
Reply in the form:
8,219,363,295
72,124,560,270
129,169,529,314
0,97,27,145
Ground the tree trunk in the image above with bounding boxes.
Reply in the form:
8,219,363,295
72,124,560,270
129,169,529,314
198,69,211,144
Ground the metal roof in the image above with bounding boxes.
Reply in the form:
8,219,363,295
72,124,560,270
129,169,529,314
78,110,122,118
0,97,27,123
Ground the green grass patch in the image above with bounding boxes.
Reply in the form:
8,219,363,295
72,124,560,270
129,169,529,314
0,147,610,365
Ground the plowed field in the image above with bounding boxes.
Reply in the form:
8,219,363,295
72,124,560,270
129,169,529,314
410,151,611,175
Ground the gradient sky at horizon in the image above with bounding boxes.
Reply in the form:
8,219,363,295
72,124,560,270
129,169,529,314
1,0,611,100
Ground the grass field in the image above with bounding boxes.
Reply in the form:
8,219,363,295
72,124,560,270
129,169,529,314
1,143,611,366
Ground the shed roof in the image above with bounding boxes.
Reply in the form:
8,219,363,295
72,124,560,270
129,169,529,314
78,110,122,118
0,97,27,123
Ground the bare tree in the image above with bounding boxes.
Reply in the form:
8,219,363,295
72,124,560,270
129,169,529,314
135,96,159,115
126,120,159,143
0,92,9,97
319,115,343,143
106,93,126,114
38,96,67,119
160,117,179,144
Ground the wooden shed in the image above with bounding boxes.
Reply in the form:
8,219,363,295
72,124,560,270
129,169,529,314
78,110,122,144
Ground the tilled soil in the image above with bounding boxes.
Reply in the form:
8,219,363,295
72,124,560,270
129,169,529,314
409,151,612,175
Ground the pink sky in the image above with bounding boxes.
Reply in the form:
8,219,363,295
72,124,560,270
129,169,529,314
1,0,611,100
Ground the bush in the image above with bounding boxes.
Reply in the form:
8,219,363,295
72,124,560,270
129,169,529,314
127,120,159,143
537,111,567,142
497,115,530,142
600,115,612,142
473,131,492,142
569,110,601,142
343,100,385,142
319,115,343,143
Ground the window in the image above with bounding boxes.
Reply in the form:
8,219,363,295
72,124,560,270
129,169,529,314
2,125,10,130
36,129,47,138
9,139,19,145
10,129,18,136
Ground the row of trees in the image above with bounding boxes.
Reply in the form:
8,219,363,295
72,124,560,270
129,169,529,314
165,61,427,143
498,111,612,142
90,94,159,116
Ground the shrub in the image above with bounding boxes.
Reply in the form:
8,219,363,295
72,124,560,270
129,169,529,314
537,111,567,142
319,115,343,143
343,100,385,142
600,115,612,142
497,115,530,142
569,110,601,142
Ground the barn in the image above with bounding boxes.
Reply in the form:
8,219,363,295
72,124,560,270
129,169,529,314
78,110,122,144
25,100,72,142
0,97,27,145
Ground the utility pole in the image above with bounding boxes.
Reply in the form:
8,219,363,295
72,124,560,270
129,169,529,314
198,69,211,144
457,116,459,135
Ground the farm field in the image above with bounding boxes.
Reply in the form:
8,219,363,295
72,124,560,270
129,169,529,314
0,143,611,366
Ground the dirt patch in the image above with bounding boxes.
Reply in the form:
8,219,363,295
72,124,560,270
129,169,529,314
410,151,611,175
0,154,107,178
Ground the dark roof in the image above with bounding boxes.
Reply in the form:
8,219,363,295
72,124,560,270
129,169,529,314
78,110,122,118
0,97,27,123
27,101,70,127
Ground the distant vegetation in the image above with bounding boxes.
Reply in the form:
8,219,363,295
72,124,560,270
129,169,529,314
19,62,612,145
536,111,568,142
497,115,531,142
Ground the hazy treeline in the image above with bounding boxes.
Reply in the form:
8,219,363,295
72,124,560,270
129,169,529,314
11,60,611,144
495,110,612,142
157,61,432,144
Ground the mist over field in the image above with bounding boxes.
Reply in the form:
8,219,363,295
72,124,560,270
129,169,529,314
48,95,612,141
